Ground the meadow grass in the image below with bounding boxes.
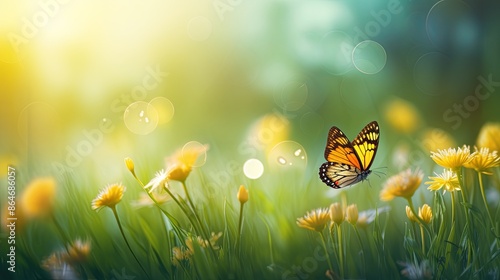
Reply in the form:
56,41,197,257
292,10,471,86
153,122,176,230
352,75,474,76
3,135,500,280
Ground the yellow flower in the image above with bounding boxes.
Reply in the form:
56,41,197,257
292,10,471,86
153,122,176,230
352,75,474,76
418,204,432,224
20,177,56,218
406,206,418,223
384,98,421,134
186,232,223,252
64,239,91,264
430,145,474,170
296,208,330,232
124,157,135,176
346,204,358,225
463,147,500,174
425,170,460,194
165,143,208,182
91,183,126,211
420,128,456,152
477,122,500,152
380,168,423,201
237,185,249,204
251,113,290,153
330,203,344,225
172,247,191,266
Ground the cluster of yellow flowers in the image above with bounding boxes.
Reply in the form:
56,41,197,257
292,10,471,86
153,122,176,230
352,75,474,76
172,232,223,266
296,202,362,232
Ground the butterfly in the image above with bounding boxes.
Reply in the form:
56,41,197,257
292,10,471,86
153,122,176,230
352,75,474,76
319,121,380,189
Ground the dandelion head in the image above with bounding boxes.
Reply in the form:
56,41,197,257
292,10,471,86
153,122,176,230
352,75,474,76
91,183,126,211
380,168,423,201
296,208,330,232
477,122,500,152
418,204,432,224
384,98,421,134
405,206,418,223
425,170,460,194
124,157,135,175
144,169,169,193
430,145,474,171
166,143,208,182
420,128,456,153
64,240,91,264
463,147,500,174
21,177,56,218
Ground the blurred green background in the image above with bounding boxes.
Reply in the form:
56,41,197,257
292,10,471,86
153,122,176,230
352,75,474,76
1,0,500,278
2,0,500,172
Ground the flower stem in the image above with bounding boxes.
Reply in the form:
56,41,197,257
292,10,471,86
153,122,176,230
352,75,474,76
111,206,150,279
181,181,196,212
180,182,217,257
319,231,334,275
477,172,500,244
236,202,245,256
336,224,345,279
444,192,456,270
420,225,426,255
406,198,431,236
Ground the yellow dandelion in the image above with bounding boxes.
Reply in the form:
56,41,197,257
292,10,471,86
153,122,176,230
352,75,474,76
380,168,423,201
463,147,500,174
477,122,500,152
91,183,126,211
296,208,330,232
330,203,345,225
172,247,191,266
418,204,432,224
346,204,358,225
420,128,456,152
430,145,474,170
237,185,249,204
64,239,91,264
425,170,460,194
165,143,208,182
124,157,135,176
384,98,421,134
20,177,56,218
406,205,418,223
251,113,290,154
186,232,223,253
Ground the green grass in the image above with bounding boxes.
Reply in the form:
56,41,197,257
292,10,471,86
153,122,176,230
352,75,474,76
2,150,500,280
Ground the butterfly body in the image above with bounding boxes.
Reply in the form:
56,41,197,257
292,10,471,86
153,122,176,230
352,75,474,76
319,121,380,189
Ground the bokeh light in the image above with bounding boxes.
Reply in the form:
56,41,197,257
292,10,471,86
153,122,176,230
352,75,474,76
182,141,208,167
352,40,387,74
149,97,175,125
267,141,307,170
123,101,159,135
243,158,264,179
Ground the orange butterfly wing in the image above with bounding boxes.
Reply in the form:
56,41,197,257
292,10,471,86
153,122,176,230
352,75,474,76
320,121,380,188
